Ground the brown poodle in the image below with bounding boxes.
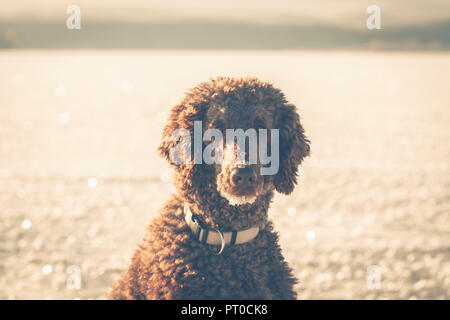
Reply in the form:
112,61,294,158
109,77,310,300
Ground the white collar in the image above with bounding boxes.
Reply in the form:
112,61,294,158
184,204,261,255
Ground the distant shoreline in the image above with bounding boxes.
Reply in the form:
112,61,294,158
1,21,449,50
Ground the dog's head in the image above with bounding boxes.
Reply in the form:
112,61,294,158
158,77,310,214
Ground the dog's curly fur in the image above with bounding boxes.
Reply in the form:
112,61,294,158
109,77,310,299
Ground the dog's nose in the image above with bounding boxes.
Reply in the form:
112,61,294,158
230,167,257,187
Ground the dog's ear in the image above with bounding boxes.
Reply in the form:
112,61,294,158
157,102,205,165
158,100,212,203
273,103,310,194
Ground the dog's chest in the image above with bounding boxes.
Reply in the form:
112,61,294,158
181,247,275,299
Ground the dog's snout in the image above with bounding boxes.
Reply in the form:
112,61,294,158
230,167,257,187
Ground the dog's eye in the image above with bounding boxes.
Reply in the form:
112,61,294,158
209,119,226,130
253,118,266,130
